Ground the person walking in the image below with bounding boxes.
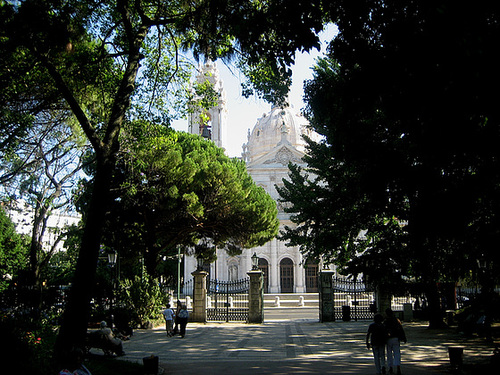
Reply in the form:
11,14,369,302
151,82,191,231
163,303,175,337
384,308,407,375
177,304,189,338
366,313,388,375
172,300,182,335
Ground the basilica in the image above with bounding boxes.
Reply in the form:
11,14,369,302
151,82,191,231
184,61,324,293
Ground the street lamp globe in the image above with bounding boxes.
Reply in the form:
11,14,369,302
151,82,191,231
251,252,259,270
107,250,117,266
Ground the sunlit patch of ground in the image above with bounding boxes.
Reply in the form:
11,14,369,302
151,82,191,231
119,320,499,374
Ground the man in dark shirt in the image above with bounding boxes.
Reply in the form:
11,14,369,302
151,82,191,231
367,313,388,375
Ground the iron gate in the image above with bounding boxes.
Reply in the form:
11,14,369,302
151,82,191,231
333,276,375,321
207,278,249,322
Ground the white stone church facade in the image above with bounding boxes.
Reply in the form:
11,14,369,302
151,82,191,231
184,62,324,293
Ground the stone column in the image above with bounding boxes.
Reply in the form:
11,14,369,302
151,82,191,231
296,257,305,293
270,240,279,293
319,269,335,322
190,270,208,323
247,270,264,323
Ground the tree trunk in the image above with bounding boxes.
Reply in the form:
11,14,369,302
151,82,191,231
409,174,447,329
52,19,149,363
54,157,114,360
425,281,446,329
29,199,47,288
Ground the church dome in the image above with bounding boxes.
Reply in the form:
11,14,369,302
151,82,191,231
243,105,316,163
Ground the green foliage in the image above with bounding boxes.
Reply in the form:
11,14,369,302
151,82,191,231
0,0,329,358
0,118,87,289
189,78,220,114
133,31,195,124
103,123,278,275
239,58,292,106
174,0,325,104
280,2,500,291
117,271,168,326
0,205,29,292
43,249,76,286
0,309,60,374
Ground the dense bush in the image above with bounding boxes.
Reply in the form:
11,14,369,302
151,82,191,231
117,270,168,328
0,309,59,374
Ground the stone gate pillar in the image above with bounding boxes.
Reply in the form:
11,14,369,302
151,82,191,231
191,269,208,322
247,270,264,323
319,269,335,322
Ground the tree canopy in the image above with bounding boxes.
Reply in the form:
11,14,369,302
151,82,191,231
95,123,279,275
0,116,87,288
278,1,500,325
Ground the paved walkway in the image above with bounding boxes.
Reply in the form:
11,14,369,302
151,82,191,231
112,317,497,374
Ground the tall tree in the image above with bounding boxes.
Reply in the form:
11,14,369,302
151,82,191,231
1,117,87,290
100,124,279,276
0,0,325,358
279,2,500,327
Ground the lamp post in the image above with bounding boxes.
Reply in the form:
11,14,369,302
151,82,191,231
197,256,204,271
476,257,493,341
177,247,182,300
107,250,117,328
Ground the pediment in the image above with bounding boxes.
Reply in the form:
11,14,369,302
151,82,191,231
247,144,305,168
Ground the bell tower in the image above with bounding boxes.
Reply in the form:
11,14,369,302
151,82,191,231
188,61,227,149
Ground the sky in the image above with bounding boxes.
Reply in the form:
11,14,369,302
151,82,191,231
172,24,338,157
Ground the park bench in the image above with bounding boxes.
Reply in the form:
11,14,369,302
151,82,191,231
85,330,123,356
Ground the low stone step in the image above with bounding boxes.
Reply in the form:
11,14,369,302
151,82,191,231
263,294,319,308
264,302,319,308
263,293,318,301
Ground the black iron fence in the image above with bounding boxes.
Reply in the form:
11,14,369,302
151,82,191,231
207,278,249,322
179,279,193,299
332,276,376,321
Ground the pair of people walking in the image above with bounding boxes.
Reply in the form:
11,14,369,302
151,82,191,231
366,308,407,375
163,301,189,338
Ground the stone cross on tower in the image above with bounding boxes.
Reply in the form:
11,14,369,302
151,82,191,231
188,61,227,149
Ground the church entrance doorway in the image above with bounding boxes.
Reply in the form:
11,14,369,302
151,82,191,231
280,258,294,293
258,258,269,293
